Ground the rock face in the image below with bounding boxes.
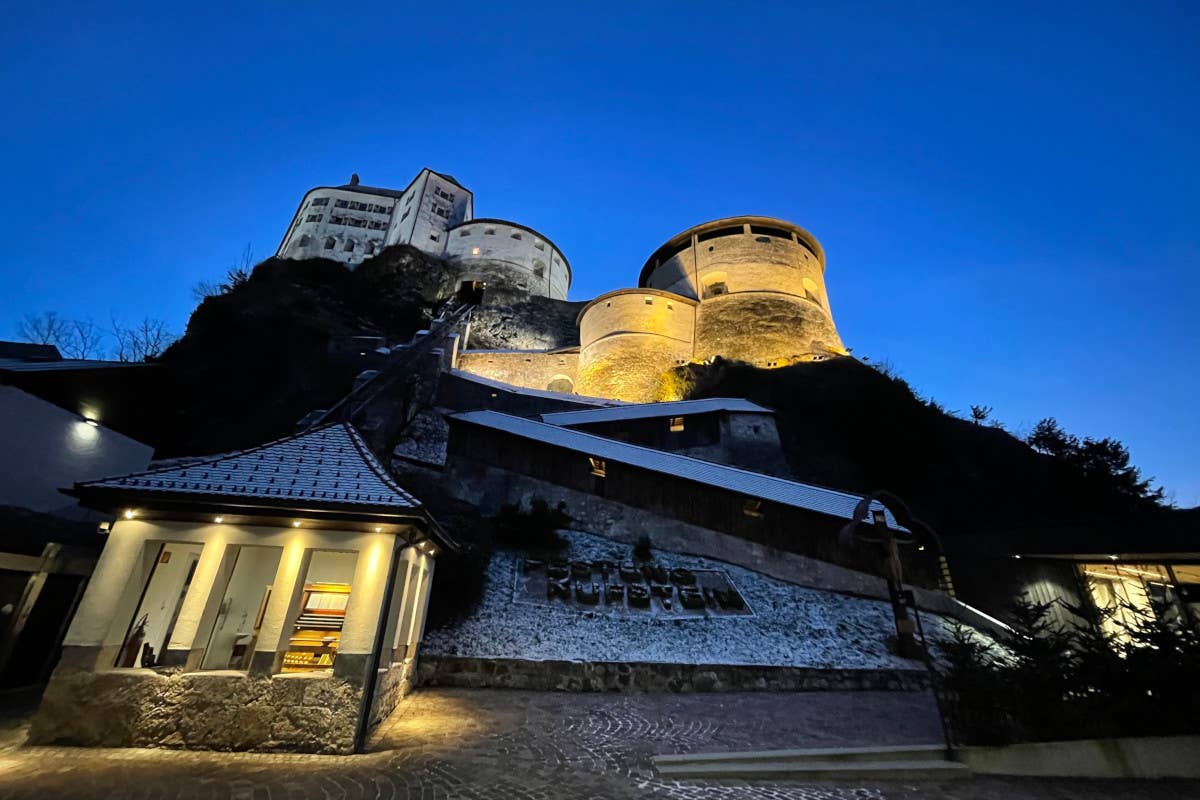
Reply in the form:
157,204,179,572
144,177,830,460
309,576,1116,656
465,289,584,351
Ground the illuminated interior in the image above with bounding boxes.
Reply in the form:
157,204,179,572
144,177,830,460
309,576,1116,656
282,550,358,672
1080,562,1196,641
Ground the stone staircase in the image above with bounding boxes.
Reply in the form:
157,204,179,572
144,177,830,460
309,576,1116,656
652,743,970,782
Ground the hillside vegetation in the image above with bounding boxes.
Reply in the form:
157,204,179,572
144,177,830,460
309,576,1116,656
673,357,1190,543
153,245,446,455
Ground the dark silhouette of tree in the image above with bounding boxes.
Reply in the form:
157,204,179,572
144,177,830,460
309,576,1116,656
969,404,993,425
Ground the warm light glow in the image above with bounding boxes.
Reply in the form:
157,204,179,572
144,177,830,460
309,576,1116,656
123,509,136,519
1013,554,1022,559
214,516,224,524
374,526,382,532
84,418,99,427
293,520,302,528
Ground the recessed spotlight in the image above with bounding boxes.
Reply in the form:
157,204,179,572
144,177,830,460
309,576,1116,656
83,418,99,427
123,509,136,519
374,526,382,533
214,516,224,524
292,521,302,528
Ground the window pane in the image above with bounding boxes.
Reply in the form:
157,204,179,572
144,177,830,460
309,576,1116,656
199,545,282,670
283,550,358,673
116,542,204,668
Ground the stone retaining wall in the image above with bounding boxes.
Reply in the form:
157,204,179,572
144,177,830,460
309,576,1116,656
30,661,363,754
417,655,929,693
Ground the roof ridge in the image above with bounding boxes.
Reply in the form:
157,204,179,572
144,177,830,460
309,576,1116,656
341,423,419,505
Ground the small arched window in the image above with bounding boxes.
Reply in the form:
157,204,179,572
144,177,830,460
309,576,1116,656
324,237,336,250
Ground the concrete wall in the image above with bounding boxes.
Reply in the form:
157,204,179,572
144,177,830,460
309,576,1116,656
455,350,579,394
0,386,153,517
577,289,697,402
34,518,437,753
958,735,1200,779
444,220,570,300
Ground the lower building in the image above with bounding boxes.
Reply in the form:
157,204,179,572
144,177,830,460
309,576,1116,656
30,423,454,754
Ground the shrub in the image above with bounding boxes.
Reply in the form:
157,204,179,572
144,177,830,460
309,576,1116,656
939,598,1200,745
491,497,571,554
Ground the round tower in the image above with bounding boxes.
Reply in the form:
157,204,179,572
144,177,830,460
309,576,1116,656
639,216,845,366
443,219,570,300
576,289,697,402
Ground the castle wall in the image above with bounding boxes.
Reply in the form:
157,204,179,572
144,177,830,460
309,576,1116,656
444,220,570,300
576,290,696,402
455,350,579,394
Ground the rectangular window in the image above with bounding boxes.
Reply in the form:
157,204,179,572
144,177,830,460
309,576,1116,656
669,416,684,432
1080,562,1186,643
588,457,606,477
459,229,471,237
282,550,358,673
335,199,348,209
199,545,282,670
743,499,764,518
306,214,323,223
115,542,205,668
311,197,329,206
400,209,410,221
430,232,440,242
511,232,522,240
534,242,545,251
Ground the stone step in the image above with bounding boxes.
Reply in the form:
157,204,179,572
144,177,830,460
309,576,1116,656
655,743,949,766
653,758,971,782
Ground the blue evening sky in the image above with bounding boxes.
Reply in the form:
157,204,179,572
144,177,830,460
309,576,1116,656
2,3,1197,506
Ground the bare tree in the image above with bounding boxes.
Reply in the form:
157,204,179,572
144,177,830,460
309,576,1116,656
17,312,105,358
17,311,69,347
970,404,993,425
110,316,174,362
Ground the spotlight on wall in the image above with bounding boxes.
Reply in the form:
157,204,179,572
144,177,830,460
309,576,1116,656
123,509,137,519
1012,554,1022,559
83,418,99,427
214,516,224,524
1108,555,1119,561
374,526,382,533
292,520,302,528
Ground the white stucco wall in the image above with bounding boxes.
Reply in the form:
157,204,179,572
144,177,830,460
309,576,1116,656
278,169,474,267
63,519,405,669
0,386,154,516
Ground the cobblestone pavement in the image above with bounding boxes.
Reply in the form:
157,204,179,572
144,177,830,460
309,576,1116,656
1,688,1197,799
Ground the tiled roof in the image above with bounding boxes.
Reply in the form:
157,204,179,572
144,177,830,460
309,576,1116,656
448,369,623,407
74,423,420,510
450,411,904,530
540,398,772,427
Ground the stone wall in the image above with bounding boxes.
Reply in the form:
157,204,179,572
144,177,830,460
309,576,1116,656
456,350,579,394
368,657,419,729
30,656,363,754
417,655,928,693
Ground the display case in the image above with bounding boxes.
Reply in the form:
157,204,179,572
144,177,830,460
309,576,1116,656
281,582,350,672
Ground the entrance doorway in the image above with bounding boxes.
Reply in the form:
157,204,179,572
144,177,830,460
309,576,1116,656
458,281,485,304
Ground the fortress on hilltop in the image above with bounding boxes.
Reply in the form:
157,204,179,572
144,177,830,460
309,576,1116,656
278,169,848,402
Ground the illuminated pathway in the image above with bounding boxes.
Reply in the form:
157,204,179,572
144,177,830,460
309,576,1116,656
0,689,1194,799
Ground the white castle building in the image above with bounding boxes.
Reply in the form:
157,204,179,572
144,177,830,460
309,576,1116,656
276,169,571,301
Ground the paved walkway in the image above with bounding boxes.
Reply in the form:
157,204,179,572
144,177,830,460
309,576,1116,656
1,688,1197,799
